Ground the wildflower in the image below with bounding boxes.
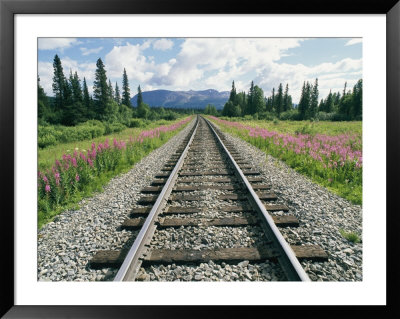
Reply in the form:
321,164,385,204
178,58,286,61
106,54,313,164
88,158,93,167
72,157,77,167
75,174,80,182
42,175,48,183
45,184,51,193
54,172,60,186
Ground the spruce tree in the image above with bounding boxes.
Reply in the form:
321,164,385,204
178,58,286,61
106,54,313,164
282,84,289,112
352,79,362,119
271,88,275,111
38,76,50,121
275,83,283,116
247,81,254,114
122,68,131,107
252,86,265,114
93,58,110,118
70,71,83,104
52,54,68,111
308,78,319,119
229,80,237,104
324,90,333,113
83,77,90,108
108,79,114,102
82,77,92,119
298,81,311,120
137,85,143,107
115,82,121,105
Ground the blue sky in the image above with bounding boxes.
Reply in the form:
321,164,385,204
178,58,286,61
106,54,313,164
38,37,362,104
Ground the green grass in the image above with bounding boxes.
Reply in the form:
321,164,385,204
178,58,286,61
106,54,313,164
219,117,362,137
339,229,361,243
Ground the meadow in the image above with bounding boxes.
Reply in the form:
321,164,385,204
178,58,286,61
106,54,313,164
38,116,192,228
208,116,362,205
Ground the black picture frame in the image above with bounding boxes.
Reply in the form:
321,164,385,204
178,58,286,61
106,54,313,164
1,0,398,317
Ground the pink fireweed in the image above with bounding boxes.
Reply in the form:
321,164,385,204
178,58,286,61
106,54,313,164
209,116,362,170
45,184,51,193
75,174,80,182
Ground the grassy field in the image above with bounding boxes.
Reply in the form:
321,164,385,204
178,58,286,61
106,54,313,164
209,116,362,205
37,116,193,229
219,116,362,137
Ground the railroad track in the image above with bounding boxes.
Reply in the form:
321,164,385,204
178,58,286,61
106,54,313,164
89,115,328,281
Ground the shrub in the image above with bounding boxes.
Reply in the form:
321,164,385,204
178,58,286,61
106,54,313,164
128,118,145,128
257,112,276,121
104,122,126,135
315,112,335,121
279,109,301,121
339,229,361,243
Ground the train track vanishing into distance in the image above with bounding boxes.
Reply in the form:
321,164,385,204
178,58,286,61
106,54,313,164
89,115,328,281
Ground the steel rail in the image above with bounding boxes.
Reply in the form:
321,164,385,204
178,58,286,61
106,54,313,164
204,116,311,281
114,116,199,281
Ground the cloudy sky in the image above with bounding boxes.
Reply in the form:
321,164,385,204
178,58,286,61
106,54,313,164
38,37,362,104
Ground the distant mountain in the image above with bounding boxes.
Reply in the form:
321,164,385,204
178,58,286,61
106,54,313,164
131,89,229,109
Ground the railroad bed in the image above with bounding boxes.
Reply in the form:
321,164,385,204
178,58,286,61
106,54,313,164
89,116,328,281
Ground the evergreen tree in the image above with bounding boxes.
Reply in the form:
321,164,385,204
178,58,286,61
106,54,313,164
82,77,90,107
38,76,50,121
352,79,362,119
298,81,311,120
246,81,254,115
70,71,83,104
252,86,265,114
137,85,143,107
115,82,121,105
318,99,324,112
324,90,333,113
93,58,110,118
271,88,275,111
338,82,349,116
275,83,283,115
108,79,114,102
236,91,246,115
52,54,68,110
122,68,131,107
229,80,237,104
283,83,290,112
308,78,319,119
82,77,93,119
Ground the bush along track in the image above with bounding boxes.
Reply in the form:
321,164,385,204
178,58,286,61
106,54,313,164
37,116,193,229
208,116,362,205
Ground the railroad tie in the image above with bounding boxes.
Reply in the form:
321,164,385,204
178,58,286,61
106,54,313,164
89,245,328,269
121,215,298,230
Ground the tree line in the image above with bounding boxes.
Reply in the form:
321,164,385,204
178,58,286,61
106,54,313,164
218,78,362,121
38,54,179,126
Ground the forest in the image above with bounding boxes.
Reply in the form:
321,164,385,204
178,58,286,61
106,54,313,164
205,79,362,122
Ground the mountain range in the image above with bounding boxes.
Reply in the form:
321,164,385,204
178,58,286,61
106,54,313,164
131,89,229,109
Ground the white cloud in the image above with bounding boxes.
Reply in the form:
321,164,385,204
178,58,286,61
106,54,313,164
80,46,103,56
345,38,362,46
38,38,80,51
254,57,362,103
153,39,174,51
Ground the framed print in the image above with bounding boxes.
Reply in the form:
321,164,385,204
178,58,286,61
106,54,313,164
1,0,399,317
